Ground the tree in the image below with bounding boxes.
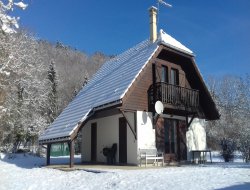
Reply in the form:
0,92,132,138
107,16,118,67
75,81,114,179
0,31,49,151
206,75,250,162
0,30,109,152
82,75,89,87
47,61,58,123
0,0,28,33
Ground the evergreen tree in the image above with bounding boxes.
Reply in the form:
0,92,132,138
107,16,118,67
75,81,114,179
83,75,89,87
47,61,58,123
12,82,24,152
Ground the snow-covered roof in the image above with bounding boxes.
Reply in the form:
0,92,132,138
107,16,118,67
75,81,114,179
39,40,159,143
159,29,193,55
39,29,193,143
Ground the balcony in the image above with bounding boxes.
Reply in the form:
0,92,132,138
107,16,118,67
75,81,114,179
148,82,199,112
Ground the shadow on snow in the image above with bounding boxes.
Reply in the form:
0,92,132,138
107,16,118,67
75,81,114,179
215,183,250,190
0,153,81,169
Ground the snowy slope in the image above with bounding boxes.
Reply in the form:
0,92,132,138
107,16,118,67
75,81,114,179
1,153,250,190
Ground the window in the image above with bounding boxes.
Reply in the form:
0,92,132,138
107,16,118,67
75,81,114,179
161,66,168,83
170,68,179,85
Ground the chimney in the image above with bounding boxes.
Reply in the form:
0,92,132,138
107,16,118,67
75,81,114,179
149,6,158,43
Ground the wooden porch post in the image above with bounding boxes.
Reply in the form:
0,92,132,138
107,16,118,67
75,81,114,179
185,114,189,131
46,144,51,166
69,140,75,168
186,113,195,130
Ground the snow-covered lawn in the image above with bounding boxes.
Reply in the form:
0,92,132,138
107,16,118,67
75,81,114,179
1,153,250,190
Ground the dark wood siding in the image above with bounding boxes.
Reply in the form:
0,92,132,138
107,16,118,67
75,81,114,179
121,47,162,111
122,49,192,112
179,70,185,87
122,63,153,111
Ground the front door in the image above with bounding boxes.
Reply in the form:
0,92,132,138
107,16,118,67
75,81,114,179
91,123,97,162
119,117,127,164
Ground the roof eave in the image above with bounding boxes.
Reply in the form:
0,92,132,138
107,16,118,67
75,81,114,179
159,41,195,57
38,99,123,144
190,57,220,120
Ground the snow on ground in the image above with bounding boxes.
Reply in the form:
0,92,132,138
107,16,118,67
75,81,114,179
0,153,250,190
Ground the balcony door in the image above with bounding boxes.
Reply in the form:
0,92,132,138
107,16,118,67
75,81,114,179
156,118,187,161
164,119,178,155
161,66,168,83
161,66,179,85
170,68,179,85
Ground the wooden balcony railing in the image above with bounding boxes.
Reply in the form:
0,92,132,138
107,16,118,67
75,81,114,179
148,82,199,110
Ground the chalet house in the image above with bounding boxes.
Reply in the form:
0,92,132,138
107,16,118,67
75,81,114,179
39,7,219,167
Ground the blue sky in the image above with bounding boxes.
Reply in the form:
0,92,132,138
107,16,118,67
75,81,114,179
15,0,250,77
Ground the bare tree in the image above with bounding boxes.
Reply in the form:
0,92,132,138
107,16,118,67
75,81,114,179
0,0,28,33
206,75,250,162
0,30,109,152
0,31,49,151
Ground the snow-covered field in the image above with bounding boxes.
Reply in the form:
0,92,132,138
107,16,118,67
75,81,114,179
1,153,250,190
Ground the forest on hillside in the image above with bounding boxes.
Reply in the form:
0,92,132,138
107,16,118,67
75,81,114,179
0,30,109,152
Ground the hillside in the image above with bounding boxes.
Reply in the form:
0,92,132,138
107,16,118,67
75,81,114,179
0,31,109,150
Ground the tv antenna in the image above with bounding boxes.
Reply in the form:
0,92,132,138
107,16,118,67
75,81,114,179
157,0,172,25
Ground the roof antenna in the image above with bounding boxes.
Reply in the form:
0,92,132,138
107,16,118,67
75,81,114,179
157,0,172,26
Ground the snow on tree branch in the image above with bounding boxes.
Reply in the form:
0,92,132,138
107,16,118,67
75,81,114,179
0,0,28,33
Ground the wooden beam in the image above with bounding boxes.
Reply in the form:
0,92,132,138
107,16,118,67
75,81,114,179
153,113,160,127
68,140,75,168
120,110,137,140
185,113,188,131
188,114,195,128
118,108,137,113
134,112,137,134
46,144,51,166
186,113,196,130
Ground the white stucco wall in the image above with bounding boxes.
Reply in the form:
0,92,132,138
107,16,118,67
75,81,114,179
186,118,207,161
126,112,138,164
137,111,155,150
96,115,120,162
81,113,138,165
81,124,91,162
81,111,207,163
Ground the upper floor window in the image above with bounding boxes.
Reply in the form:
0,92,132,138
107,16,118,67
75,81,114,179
161,66,168,83
170,68,179,85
